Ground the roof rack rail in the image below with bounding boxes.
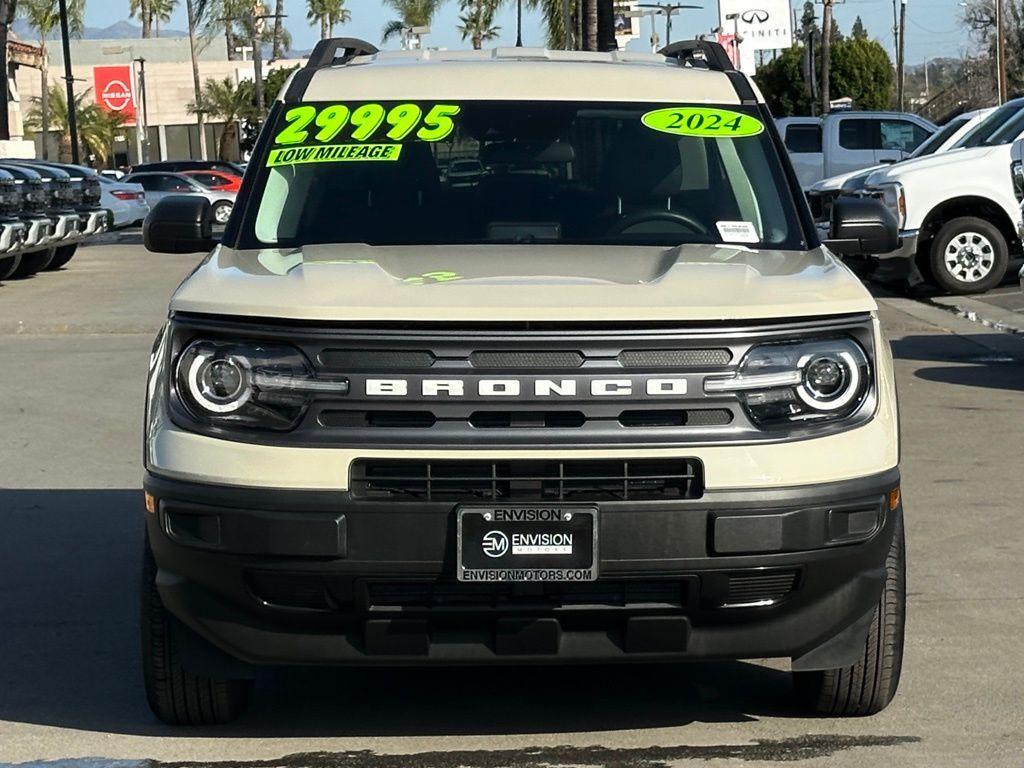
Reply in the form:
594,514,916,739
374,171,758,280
304,38,379,69
659,40,735,72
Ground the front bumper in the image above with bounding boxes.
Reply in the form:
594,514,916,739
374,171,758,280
145,468,900,669
0,220,27,253
21,216,54,250
50,212,82,242
80,208,109,236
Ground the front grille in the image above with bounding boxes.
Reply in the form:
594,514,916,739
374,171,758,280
320,349,435,370
366,580,689,610
350,458,704,501
470,350,585,369
618,408,732,428
618,348,732,367
724,570,798,605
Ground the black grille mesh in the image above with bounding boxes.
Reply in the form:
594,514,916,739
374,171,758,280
319,349,436,369
351,458,703,502
469,351,585,369
618,348,732,368
725,571,798,605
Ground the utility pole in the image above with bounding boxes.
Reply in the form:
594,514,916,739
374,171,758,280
563,0,572,48
186,0,208,160
57,0,79,164
896,0,907,110
637,3,702,48
820,0,833,115
995,0,1006,103
134,57,149,163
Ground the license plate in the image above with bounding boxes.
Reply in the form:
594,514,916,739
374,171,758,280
457,505,598,582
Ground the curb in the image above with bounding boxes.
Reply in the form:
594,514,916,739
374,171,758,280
927,294,1024,337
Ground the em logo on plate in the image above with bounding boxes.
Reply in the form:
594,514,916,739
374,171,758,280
482,530,510,558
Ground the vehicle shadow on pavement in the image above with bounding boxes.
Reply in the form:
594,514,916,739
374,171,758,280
0,488,803,738
890,334,1024,392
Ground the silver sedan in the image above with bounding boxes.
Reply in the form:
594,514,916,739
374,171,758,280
124,171,236,225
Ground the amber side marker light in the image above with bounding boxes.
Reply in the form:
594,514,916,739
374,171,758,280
144,492,156,514
889,487,901,511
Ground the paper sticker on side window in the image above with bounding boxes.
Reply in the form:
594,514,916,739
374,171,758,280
642,107,764,138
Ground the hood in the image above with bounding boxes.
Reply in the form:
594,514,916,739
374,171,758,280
169,243,877,323
810,166,882,194
866,145,1004,186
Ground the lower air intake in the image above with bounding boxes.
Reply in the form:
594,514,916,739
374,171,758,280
350,458,704,502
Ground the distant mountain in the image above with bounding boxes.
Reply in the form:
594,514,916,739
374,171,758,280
11,19,187,41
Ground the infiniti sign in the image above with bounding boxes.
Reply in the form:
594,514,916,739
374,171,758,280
741,8,769,23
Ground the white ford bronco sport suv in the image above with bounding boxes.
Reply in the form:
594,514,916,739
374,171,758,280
142,39,906,724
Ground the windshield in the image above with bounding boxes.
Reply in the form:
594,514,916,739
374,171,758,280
910,115,967,157
957,101,1024,148
243,100,805,250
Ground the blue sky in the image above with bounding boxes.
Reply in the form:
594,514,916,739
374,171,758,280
87,0,973,65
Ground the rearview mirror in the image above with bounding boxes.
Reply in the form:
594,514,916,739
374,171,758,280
144,195,218,254
823,196,899,256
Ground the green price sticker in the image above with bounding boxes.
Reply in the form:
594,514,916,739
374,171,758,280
641,107,764,138
273,102,461,147
266,143,403,168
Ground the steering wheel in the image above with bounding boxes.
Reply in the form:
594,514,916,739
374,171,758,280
608,210,710,236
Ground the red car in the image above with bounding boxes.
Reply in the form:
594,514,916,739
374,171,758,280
182,169,243,192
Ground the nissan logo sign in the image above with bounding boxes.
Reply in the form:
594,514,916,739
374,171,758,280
741,8,770,23
101,79,133,112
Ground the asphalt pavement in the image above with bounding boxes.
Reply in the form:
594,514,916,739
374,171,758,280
0,236,1022,767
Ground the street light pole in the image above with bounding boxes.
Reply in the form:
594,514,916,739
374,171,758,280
637,3,702,49
57,0,79,164
995,0,1006,103
134,57,149,163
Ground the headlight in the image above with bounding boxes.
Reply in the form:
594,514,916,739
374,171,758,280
1012,160,1023,203
871,183,905,229
705,338,871,427
174,340,349,431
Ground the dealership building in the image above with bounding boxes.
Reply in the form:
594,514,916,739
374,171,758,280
10,36,303,167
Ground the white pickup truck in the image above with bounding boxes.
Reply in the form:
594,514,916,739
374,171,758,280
854,98,1024,294
777,111,937,189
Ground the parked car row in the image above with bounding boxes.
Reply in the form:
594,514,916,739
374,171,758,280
782,103,1024,295
0,160,113,281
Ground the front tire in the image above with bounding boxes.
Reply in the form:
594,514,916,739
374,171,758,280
212,201,233,225
141,538,253,725
793,513,906,716
928,217,1009,294
0,253,20,280
8,248,55,278
44,244,78,271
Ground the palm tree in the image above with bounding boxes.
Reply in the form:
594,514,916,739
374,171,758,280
382,0,438,48
18,0,85,159
79,106,130,168
129,0,154,37
25,84,95,163
307,0,351,40
457,0,500,49
189,76,254,161
150,0,179,36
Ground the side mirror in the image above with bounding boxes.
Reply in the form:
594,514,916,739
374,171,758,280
824,196,899,256
143,195,217,254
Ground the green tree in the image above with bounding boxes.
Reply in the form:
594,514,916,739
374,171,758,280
18,0,85,160
458,0,501,49
527,0,574,48
25,84,126,165
755,36,894,116
264,63,299,102
150,0,179,36
382,0,439,47
188,76,254,161
851,15,867,41
307,0,351,40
